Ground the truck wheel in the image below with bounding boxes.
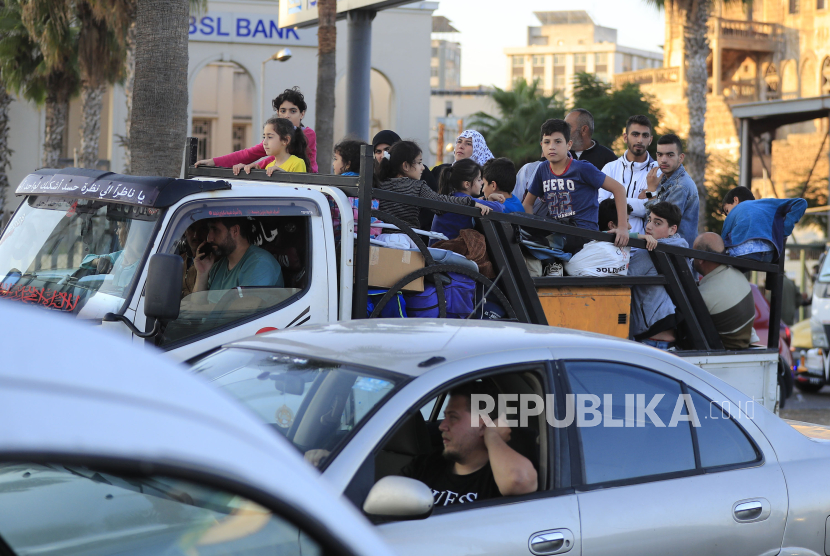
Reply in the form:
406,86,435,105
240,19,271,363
795,382,824,394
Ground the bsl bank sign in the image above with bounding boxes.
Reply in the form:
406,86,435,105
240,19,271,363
189,12,317,46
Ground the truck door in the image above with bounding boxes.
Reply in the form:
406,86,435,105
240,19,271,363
137,193,337,362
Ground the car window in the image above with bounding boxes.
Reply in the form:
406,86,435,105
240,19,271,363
192,348,402,463
689,389,759,468
564,361,696,485
0,463,328,556
419,395,448,421
154,200,318,348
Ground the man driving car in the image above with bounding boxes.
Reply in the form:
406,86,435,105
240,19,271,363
401,381,538,506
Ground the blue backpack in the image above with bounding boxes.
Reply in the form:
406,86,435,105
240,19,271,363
366,289,407,318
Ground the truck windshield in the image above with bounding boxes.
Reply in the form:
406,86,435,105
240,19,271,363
0,196,160,317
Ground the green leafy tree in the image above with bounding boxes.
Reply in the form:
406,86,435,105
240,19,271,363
703,155,738,234
571,72,662,157
468,79,565,167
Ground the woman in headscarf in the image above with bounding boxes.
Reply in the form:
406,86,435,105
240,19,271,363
432,130,495,184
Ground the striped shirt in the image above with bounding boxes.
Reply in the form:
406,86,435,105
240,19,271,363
698,264,755,350
377,177,475,229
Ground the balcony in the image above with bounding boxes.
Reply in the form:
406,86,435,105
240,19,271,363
614,67,680,87
709,18,783,52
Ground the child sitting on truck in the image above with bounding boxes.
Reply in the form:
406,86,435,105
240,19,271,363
194,87,318,173
431,158,503,244
376,141,492,230
482,158,523,213
233,118,308,176
628,202,687,350
521,119,629,254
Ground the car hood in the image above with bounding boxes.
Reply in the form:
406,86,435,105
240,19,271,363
785,419,830,443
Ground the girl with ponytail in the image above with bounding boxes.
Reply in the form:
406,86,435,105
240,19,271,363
431,158,503,242
231,117,307,175
375,141,493,229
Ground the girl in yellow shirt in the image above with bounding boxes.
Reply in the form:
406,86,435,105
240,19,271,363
234,117,309,175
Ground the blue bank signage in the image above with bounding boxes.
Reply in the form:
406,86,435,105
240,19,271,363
189,12,317,46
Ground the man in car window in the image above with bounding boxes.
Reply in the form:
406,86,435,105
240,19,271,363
193,217,283,294
401,382,538,506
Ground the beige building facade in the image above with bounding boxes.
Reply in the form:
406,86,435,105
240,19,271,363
505,11,663,101
614,0,830,195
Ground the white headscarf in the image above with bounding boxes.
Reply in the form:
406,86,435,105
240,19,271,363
456,130,494,166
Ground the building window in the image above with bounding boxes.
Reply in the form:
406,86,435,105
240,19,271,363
553,54,566,67
532,55,545,66
431,47,438,58
574,53,586,74
232,124,247,153
595,52,608,74
192,119,211,161
789,0,799,13
532,55,545,76
512,56,525,67
431,67,439,78
819,0,826,9
554,74,566,90
622,54,633,72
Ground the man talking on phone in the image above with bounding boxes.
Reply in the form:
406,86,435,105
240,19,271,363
192,217,283,296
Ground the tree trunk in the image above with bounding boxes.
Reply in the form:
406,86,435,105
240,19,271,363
130,0,189,177
42,87,70,168
0,81,12,226
315,0,336,174
683,0,711,233
78,81,106,169
122,17,136,174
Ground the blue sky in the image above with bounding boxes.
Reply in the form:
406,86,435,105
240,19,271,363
432,0,666,88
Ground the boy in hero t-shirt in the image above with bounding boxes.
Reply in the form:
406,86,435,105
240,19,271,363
522,118,629,253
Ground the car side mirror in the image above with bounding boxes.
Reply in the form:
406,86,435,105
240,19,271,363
362,476,433,520
144,254,183,322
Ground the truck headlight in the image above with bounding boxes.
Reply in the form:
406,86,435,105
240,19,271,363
811,319,829,349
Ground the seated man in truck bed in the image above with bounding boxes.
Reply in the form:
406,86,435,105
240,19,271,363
193,217,283,296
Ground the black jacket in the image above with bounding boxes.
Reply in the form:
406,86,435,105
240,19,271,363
570,141,617,171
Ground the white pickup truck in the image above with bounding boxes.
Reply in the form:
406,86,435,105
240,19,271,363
0,144,784,411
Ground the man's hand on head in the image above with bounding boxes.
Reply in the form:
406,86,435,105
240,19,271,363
482,414,512,446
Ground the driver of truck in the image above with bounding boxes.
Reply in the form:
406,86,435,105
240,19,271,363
180,220,208,298
400,381,537,506
193,217,284,295
80,220,130,273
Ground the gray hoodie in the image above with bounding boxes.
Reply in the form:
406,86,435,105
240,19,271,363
629,234,689,340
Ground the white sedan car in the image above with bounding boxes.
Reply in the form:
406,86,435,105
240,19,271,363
193,319,830,556
0,303,401,556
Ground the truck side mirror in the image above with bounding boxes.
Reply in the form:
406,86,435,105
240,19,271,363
144,254,183,322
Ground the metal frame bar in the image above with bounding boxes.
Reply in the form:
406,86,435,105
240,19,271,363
670,253,724,350
352,145,374,319
477,219,531,323
494,222,548,325
650,251,708,350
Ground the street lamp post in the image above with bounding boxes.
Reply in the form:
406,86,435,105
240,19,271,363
260,48,293,132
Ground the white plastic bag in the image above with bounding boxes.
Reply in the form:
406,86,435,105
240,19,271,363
564,240,630,277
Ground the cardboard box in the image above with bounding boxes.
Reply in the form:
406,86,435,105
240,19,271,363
537,286,631,338
368,246,425,292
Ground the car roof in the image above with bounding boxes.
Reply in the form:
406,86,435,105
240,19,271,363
0,301,394,556
227,319,638,376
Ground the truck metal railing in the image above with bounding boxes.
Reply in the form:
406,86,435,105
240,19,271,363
183,140,783,352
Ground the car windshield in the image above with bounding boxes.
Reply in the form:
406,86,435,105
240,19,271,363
0,462,325,556
819,254,830,283
0,196,160,318
192,348,402,464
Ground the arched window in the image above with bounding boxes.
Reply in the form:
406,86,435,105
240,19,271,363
821,57,830,95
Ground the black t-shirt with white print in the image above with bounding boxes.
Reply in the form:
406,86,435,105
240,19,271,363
402,450,501,507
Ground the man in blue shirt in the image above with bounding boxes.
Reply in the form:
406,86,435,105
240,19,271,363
522,119,629,253
640,134,700,246
193,217,283,295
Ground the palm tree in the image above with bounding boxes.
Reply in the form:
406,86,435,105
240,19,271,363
315,0,336,174
5,0,80,168
75,0,126,169
130,0,189,177
643,0,740,232
468,79,565,166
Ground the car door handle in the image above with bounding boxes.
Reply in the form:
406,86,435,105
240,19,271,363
733,499,770,523
529,529,574,555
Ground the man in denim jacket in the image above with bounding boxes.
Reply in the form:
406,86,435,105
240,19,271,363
640,134,700,245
